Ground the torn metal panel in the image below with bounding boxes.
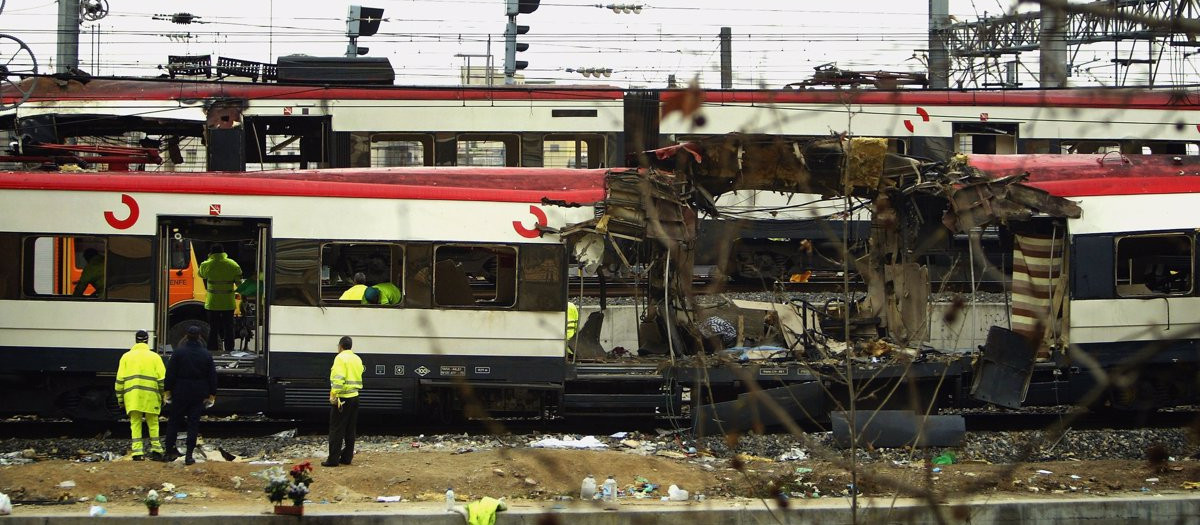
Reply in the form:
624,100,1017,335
693,382,826,436
971,325,1037,409
883,263,930,346
831,410,965,448
570,311,607,361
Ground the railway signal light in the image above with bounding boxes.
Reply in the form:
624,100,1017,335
503,0,539,84
346,5,385,57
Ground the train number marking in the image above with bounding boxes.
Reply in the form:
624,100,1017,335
375,364,385,375
759,367,788,376
414,365,430,377
440,365,466,377
474,366,491,375
209,204,221,216
394,365,405,376
103,193,140,230
512,205,547,238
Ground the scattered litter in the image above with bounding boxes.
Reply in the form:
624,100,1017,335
492,469,505,477
231,476,244,489
161,483,176,493
452,447,474,455
376,496,402,503
932,467,942,473
932,452,956,465
794,467,814,475
667,484,689,501
175,492,188,499
655,450,687,460
1182,482,1200,490
270,429,297,439
58,481,76,489
1036,470,1053,475
1069,475,1082,480
248,460,282,465
0,492,10,515
1145,478,1160,483
529,436,607,450
94,495,106,503
610,432,628,439
524,478,538,486
88,505,106,517
777,448,808,461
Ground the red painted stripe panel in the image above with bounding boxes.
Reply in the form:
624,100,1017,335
1028,176,1200,197
0,169,609,203
969,154,1200,181
5,78,626,103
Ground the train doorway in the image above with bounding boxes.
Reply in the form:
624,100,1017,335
155,216,270,375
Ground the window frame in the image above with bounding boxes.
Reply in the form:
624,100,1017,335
1113,232,1195,298
21,234,108,299
432,243,519,309
319,241,406,306
369,133,434,167
542,133,607,169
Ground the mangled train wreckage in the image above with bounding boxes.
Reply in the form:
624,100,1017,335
0,134,1197,428
571,134,1200,433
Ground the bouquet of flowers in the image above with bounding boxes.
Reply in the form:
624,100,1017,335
143,489,161,510
256,461,314,506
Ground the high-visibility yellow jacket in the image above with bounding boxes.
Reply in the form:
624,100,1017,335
566,302,580,340
339,284,367,301
330,350,364,399
465,496,507,525
199,253,242,311
115,343,166,414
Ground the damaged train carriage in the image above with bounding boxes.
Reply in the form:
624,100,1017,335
604,134,1200,433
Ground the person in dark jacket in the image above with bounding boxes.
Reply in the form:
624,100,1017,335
162,326,217,465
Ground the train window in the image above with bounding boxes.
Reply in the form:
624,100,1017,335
21,235,107,298
105,236,153,301
457,134,519,167
320,242,404,305
370,134,433,167
1115,233,1193,297
1062,141,1120,154
953,122,1017,154
433,245,516,308
543,134,605,169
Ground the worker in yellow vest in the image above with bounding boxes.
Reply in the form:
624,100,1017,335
199,243,242,353
566,302,580,341
323,336,364,467
114,330,166,461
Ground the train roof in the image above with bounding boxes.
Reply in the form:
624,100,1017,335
5,76,1200,110
0,166,611,204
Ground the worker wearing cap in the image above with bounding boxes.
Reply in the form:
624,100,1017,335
361,282,402,305
199,243,242,353
162,325,217,465
323,336,363,467
115,330,166,461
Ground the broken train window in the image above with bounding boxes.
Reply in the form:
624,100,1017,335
433,244,516,307
1115,233,1194,296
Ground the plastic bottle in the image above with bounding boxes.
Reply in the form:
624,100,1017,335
445,488,455,511
580,474,596,500
602,475,617,503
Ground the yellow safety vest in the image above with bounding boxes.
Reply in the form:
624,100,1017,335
115,343,166,414
330,350,364,399
566,302,580,340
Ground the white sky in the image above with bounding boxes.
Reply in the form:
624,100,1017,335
0,0,1187,88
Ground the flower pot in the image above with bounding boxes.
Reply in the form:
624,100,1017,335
148,507,159,516
274,504,303,516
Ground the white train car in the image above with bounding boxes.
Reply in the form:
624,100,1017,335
0,167,603,419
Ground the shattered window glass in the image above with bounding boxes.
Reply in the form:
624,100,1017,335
1115,233,1193,296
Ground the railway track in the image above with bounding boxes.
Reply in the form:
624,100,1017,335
2,408,1194,440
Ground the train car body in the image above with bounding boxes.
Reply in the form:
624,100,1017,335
5,77,1200,280
0,167,604,419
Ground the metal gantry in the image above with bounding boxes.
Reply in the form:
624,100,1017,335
933,0,1200,87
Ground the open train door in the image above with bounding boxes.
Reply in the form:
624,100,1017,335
153,216,270,378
